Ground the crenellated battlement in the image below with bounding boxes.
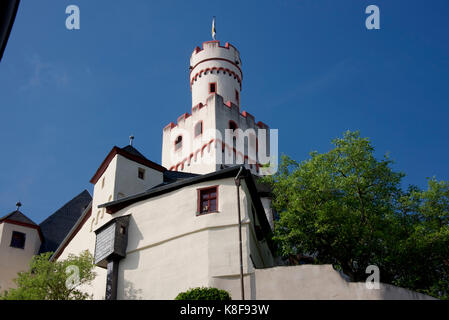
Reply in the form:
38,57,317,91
189,40,243,108
190,41,241,66
163,94,268,133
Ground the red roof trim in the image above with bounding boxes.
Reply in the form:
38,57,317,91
90,147,166,184
190,58,243,79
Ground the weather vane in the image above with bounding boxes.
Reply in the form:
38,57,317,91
212,16,216,40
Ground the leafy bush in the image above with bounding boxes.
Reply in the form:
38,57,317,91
175,287,231,300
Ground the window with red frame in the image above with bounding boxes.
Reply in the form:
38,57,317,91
198,186,218,214
209,82,216,93
194,121,203,137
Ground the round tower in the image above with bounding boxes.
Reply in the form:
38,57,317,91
190,40,242,107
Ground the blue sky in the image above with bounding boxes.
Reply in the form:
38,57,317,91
1,0,448,223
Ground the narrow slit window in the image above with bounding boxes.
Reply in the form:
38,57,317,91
175,135,182,150
194,121,203,137
209,82,216,93
138,168,145,180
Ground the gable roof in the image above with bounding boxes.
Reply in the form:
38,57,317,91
38,190,92,254
0,209,43,242
0,210,38,226
90,145,166,184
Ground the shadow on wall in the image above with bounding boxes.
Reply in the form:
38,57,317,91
123,279,143,300
118,215,144,299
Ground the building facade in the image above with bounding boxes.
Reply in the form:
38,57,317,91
0,37,435,300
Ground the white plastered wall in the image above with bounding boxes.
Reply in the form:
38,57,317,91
0,223,41,292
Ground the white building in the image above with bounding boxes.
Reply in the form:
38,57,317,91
0,37,435,300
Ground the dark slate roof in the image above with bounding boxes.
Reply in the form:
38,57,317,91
121,145,147,160
163,170,199,183
0,210,38,226
38,190,92,254
144,171,200,191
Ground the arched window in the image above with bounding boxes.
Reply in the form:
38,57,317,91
175,135,182,150
194,121,203,137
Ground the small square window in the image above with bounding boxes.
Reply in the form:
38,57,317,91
138,168,145,180
10,231,26,249
197,186,218,215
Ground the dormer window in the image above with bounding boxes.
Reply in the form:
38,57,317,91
175,135,182,150
194,121,203,137
209,82,216,94
138,168,145,180
10,231,26,249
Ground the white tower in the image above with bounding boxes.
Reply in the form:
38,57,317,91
190,41,242,108
162,40,270,175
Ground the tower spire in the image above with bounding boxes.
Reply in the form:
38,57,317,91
15,201,22,211
129,135,134,146
212,16,216,40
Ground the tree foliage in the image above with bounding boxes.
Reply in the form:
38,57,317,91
262,131,449,299
1,250,96,300
175,287,232,300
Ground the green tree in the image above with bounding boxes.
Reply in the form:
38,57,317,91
1,250,96,300
262,130,449,299
175,287,232,300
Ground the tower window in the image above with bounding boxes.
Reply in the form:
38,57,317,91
138,168,145,180
10,231,26,249
229,120,238,131
175,135,182,150
194,121,203,137
101,177,105,189
197,186,218,215
209,82,217,93
235,90,239,105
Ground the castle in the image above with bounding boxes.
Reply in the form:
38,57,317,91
0,37,434,300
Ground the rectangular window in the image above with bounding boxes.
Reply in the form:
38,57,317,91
235,90,239,104
194,121,203,137
209,82,216,93
10,231,26,249
138,168,145,180
197,186,218,215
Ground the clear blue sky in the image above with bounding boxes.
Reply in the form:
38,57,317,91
1,0,448,223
